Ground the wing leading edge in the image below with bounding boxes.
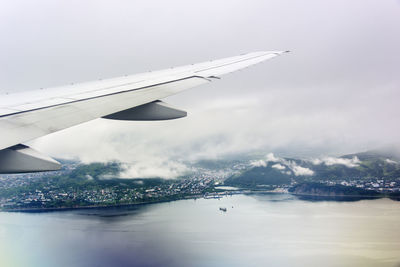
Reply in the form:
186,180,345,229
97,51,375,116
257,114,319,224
0,51,288,173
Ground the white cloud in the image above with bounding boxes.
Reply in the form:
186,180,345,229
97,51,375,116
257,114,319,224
266,153,280,162
312,156,361,168
252,153,314,176
272,163,285,170
311,158,323,165
1,0,400,181
288,163,314,176
385,159,397,164
250,153,278,169
119,160,189,179
250,160,267,167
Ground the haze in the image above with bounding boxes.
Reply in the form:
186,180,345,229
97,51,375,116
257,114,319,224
1,0,399,178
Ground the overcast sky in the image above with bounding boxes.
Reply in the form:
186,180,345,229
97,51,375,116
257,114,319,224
1,0,399,177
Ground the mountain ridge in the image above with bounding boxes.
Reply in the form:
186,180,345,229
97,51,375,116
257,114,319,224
225,149,400,188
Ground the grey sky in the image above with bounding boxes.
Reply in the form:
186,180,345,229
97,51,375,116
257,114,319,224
1,0,399,177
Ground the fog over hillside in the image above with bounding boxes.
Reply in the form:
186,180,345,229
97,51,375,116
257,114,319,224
1,0,399,178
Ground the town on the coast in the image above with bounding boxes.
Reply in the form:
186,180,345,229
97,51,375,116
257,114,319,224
1,150,400,211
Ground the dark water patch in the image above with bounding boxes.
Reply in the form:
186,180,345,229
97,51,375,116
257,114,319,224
293,194,383,202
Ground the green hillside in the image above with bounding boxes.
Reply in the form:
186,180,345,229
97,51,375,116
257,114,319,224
225,150,400,188
226,166,291,187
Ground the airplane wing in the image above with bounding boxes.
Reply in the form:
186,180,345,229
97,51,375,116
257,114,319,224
0,51,288,173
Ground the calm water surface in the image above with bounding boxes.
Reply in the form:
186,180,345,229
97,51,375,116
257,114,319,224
1,194,400,267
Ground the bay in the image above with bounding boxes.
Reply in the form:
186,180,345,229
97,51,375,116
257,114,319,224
1,194,400,267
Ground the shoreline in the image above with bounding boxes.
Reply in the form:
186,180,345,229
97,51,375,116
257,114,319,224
290,192,384,198
2,191,400,213
1,195,204,213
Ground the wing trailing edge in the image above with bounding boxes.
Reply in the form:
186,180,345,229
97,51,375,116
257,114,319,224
0,51,288,173
103,100,186,121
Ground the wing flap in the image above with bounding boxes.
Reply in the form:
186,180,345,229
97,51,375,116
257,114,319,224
0,144,61,173
103,100,187,121
0,76,208,150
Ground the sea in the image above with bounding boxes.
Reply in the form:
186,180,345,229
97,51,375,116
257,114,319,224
1,193,400,267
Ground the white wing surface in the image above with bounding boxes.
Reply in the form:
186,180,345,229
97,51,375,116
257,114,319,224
0,51,288,173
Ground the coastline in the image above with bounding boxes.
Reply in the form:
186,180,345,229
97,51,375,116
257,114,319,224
1,195,204,213
3,190,400,213
290,192,384,198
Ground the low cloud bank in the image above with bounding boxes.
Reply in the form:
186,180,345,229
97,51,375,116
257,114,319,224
119,160,189,179
31,91,399,179
385,159,397,164
251,153,314,176
271,163,285,170
311,156,361,168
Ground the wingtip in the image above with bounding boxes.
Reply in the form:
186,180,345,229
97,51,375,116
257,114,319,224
267,50,291,56
274,50,290,56
278,50,290,55
249,50,290,57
